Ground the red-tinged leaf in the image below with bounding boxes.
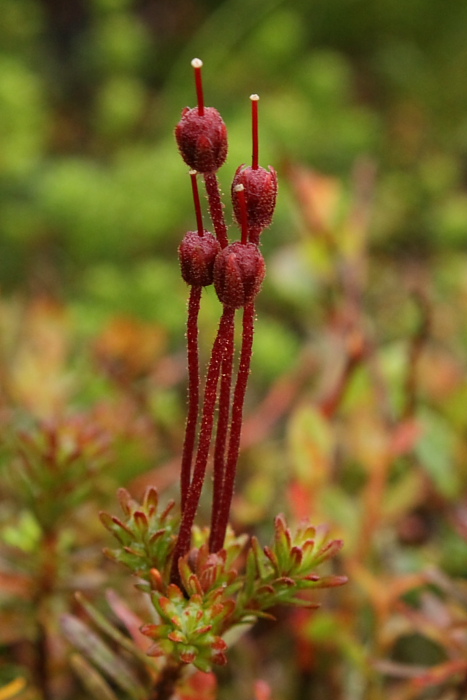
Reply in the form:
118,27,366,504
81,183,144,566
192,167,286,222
123,545,142,557
147,643,164,658
149,529,166,544
111,516,133,536
211,637,227,651
180,651,197,664
168,630,185,644
160,500,176,523
206,603,221,620
149,568,164,591
276,576,296,587
133,510,148,531
304,574,348,588
313,539,344,566
290,546,303,569
193,624,213,637
264,545,278,568
257,584,275,596
167,584,184,601
143,486,159,513
102,548,118,562
117,488,134,517
156,596,171,614
99,511,115,533
274,515,292,550
140,623,162,639
212,651,228,666
188,574,204,597
301,539,316,556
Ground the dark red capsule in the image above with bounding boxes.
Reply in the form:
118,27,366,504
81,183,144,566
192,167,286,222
231,164,278,231
179,230,221,287
175,106,228,173
213,241,265,308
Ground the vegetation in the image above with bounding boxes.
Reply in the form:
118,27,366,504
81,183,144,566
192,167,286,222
2,1,467,699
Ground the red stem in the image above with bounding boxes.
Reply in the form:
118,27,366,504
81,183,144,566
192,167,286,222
249,224,263,246
209,301,255,552
180,285,202,510
204,173,229,249
192,58,204,116
171,306,236,580
190,170,204,236
209,313,235,545
250,94,259,170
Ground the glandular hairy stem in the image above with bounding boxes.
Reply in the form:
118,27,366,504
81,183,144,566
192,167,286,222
209,301,256,553
171,305,236,581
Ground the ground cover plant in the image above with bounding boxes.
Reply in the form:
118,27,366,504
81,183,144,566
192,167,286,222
3,2,467,700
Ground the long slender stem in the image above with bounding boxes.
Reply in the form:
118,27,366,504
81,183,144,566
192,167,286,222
180,285,202,510
209,301,255,553
171,306,236,580
204,173,228,249
209,312,235,545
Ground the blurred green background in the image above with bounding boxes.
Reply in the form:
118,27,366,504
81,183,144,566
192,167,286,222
3,0,467,308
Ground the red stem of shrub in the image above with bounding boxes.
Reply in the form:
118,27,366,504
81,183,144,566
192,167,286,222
180,284,202,511
209,301,255,552
171,305,236,580
204,173,228,249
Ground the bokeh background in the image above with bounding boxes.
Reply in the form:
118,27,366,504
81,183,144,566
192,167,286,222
2,1,467,699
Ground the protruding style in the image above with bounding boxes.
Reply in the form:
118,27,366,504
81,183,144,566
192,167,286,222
175,59,228,173
231,94,278,238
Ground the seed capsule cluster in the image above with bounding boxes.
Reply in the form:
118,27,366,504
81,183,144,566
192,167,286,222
175,60,277,308
173,59,278,576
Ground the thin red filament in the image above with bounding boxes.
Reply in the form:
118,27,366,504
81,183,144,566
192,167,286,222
250,94,260,170
192,58,205,116
235,185,249,244
190,170,204,236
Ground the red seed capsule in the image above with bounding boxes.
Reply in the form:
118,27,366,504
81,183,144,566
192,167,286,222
179,230,221,287
175,106,228,173
232,164,278,231
213,241,265,308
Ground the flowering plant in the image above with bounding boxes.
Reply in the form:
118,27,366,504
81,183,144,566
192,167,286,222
88,59,346,698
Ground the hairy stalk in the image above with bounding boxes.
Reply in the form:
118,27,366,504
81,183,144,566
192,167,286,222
209,310,235,544
209,301,255,553
249,224,263,246
204,172,228,249
180,284,202,510
171,306,236,580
